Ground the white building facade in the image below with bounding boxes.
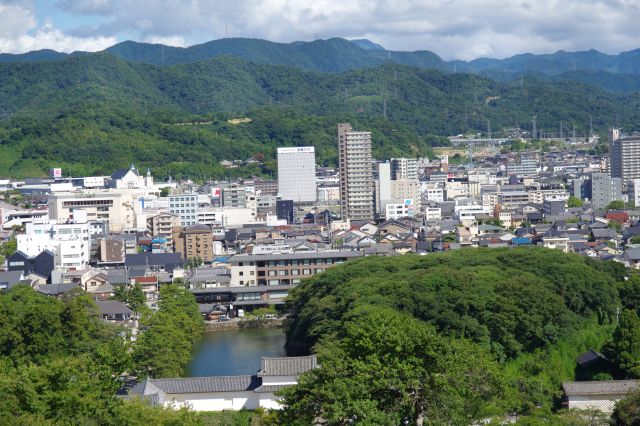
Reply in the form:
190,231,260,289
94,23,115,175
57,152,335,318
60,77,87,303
277,147,317,203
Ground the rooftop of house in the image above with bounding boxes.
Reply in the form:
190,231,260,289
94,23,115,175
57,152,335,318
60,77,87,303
95,300,133,316
563,380,640,396
257,355,318,377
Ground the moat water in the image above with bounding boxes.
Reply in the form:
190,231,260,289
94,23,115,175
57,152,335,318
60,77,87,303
187,328,286,377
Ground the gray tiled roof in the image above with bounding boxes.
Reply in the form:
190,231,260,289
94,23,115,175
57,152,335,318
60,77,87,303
151,375,259,393
563,380,640,396
258,355,318,377
36,283,77,295
96,300,133,315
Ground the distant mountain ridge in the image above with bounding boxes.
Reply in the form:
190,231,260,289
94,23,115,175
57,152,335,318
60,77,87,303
3,37,640,78
1,48,640,178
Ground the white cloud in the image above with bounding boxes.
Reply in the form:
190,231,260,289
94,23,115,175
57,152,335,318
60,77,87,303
0,3,116,53
145,35,187,47
7,0,640,59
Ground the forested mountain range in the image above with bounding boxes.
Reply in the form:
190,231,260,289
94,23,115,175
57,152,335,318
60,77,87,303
1,49,640,179
3,37,640,94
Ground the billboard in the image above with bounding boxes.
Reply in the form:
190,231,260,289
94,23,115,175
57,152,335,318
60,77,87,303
404,199,415,217
50,168,62,178
211,187,221,198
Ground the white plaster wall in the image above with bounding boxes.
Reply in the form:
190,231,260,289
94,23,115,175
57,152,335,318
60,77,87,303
259,393,282,410
165,391,259,411
262,375,298,386
568,395,622,413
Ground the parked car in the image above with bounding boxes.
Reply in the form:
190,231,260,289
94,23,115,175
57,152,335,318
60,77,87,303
218,315,231,322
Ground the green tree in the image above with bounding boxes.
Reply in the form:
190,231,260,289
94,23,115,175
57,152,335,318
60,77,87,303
611,389,640,426
132,284,203,378
0,237,17,257
607,200,626,210
606,309,640,378
567,196,584,208
112,283,147,314
630,235,640,245
619,274,640,313
609,220,623,233
277,308,504,425
187,257,203,268
160,187,170,197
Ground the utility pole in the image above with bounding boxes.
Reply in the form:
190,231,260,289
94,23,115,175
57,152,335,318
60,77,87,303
532,115,537,140
382,96,387,119
487,119,492,139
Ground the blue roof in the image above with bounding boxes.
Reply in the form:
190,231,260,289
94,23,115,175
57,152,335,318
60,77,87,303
511,237,532,245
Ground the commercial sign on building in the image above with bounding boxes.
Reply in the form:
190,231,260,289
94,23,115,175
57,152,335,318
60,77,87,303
404,198,415,217
277,147,315,154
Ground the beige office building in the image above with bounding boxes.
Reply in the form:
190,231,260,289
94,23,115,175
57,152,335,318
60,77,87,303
49,190,138,233
172,224,214,263
147,212,181,245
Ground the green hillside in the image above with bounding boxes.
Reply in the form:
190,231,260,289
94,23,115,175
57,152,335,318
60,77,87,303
1,52,640,178
281,248,626,420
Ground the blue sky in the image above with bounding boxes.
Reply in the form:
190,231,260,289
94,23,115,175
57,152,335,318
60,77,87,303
2,0,640,61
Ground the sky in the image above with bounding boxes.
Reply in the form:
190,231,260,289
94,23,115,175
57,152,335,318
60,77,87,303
1,0,640,61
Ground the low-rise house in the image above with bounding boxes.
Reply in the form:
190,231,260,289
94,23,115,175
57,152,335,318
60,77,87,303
562,380,640,413
0,270,25,291
623,247,640,268
36,283,78,298
122,355,318,411
96,300,133,322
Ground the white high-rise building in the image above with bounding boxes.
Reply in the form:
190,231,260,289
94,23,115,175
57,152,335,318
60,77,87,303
277,147,317,203
610,130,640,180
169,194,199,226
377,162,392,214
338,123,375,221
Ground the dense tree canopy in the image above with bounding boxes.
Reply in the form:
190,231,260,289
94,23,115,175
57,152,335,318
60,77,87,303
606,309,640,379
612,390,640,426
285,248,620,359
0,285,206,425
283,248,625,418
132,284,203,378
277,308,504,425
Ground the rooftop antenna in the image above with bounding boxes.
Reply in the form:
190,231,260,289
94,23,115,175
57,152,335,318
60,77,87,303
382,96,387,119
473,82,478,104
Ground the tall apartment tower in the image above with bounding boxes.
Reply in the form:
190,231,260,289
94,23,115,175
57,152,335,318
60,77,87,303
610,129,640,180
338,123,375,221
277,146,317,203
